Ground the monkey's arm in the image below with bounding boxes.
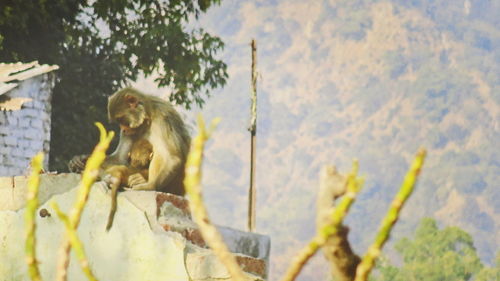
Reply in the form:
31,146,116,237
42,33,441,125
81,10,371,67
127,172,148,187
102,130,133,168
129,151,181,191
129,153,167,191
102,165,130,187
128,120,183,191
68,154,88,172
68,131,132,173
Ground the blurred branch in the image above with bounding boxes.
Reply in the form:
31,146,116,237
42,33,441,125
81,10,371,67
51,202,98,281
281,161,363,281
317,165,362,281
184,115,247,281
354,149,427,281
56,123,114,281
25,153,44,281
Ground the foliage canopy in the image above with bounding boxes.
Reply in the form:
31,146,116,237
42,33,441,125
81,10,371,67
0,0,228,170
372,218,499,281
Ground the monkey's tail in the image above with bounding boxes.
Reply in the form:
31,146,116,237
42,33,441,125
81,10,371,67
106,184,119,231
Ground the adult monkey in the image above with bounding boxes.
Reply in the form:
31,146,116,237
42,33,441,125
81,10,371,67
69,87,190,196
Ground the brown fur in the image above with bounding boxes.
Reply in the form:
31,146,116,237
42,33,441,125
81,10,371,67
104,139,152,231
105,87,190,196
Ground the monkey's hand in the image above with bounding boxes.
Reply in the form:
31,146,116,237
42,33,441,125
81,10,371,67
68,154,89,173
127,173,155,190
102,174,120,189
127,173,148,187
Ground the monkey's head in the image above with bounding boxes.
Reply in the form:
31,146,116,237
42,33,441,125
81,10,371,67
108,88,149,136
128,139,153,168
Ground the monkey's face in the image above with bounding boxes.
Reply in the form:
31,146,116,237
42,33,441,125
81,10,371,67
109,94,148,136
116,111,147,136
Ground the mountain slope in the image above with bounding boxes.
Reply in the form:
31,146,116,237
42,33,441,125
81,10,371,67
137,1,499,280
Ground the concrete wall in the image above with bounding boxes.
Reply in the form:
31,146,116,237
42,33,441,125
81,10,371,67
0,174,270,281
0,73,56,176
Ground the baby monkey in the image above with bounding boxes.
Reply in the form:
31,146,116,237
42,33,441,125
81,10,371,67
104,139,153,231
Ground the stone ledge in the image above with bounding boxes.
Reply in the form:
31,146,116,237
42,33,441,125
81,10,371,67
162,224,206,248
186,250,264,281
235,255,267,278
155,192,270,279
0,173,80,211
156,192,190,217
0,174,271,280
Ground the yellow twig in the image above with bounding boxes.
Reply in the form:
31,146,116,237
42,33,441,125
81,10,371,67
25,153,44,281
51,202,98,281
56,122,114,281
354,149,427,281
184,115,247,281
281,161,363,281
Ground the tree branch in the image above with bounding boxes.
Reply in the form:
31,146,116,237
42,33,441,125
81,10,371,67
317,165,361,281
51,202,98,281
354,149,426,281
25,153,44,281
56,123,114,281
281,161,363,281
184,115,247,281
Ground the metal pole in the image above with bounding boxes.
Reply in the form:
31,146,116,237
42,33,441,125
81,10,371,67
248,39,257,232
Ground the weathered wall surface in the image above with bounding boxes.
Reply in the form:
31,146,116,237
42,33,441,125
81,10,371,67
0,174,270,281
0,73,56,176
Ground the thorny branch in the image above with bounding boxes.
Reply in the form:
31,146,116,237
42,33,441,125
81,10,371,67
55,123,114,281
354,149,427,281
184,115,248,281
51,202,98,281
317,165,361,281
25,153,44,281
280,161,363,281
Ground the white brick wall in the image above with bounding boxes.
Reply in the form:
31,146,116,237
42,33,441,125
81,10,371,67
0,73,56,176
